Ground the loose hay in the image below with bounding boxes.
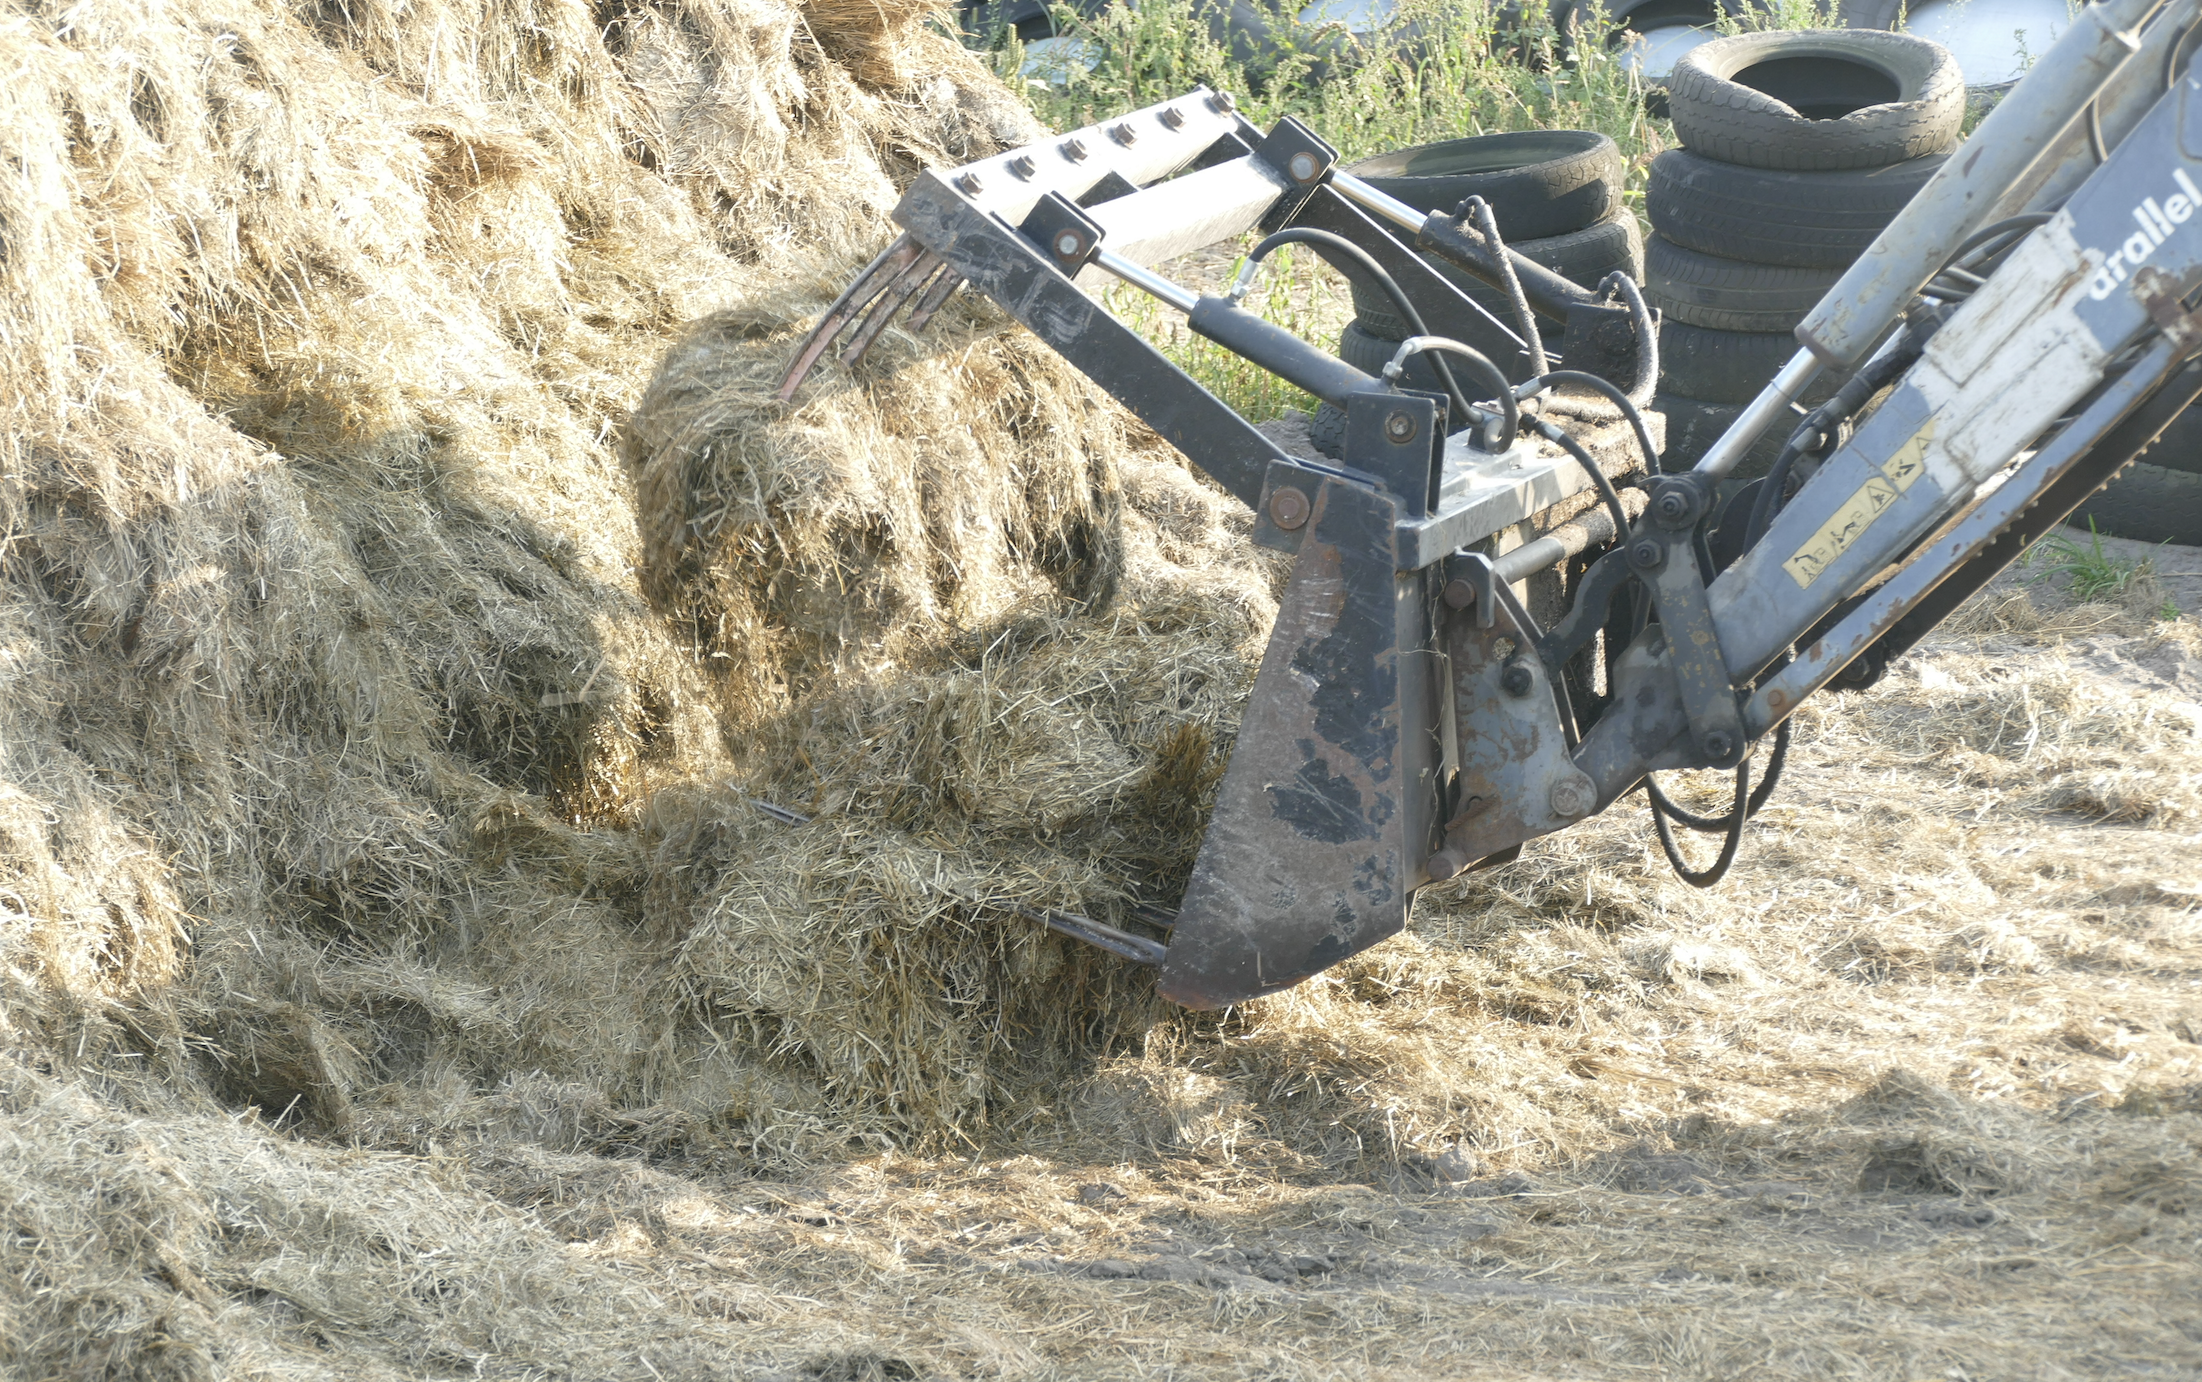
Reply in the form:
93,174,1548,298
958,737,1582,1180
4,0,2202,1376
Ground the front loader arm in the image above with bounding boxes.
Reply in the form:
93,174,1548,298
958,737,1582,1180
780,0,2202,1010
1466,52,2202,874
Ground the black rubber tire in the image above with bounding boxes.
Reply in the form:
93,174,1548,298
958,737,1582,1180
1351,210,1643,350
1308,400,1347,459
1657,320,1846,405
1653,392,1791,478
1559,0,1730,55
1645,234,1840,333
1335,320,1454,396
1666,29,1964,171
2141,404,2202,477
1646,148,1944,268
1343,131,1624,242
2070,462,2202,546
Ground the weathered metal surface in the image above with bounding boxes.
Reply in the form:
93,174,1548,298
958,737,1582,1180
939,88,1245,230
1425,580,1593,875
1715,73,2202,684
1747,331,2195,735
1794,0,2159,369
893,169,1292,510
1159,479,1444,1008
1070,155,1293,289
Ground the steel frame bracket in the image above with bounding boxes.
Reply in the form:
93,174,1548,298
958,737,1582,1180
1427,575,1594,875
1442,549,1499,629
1631,473,1748,768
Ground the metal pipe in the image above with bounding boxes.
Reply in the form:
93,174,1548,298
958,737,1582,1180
1691,350,1824,479
1985,0,2197,222
1491,502,1630,584
1093,248,1198,312
1794,0,2161,369
1331,170,1427,234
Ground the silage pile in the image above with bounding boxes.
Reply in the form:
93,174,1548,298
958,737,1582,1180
0,0,1285,1371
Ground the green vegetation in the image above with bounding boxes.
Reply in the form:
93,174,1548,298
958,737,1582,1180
959,0,1847,420
2031,518,2162,605
984,0,1659,169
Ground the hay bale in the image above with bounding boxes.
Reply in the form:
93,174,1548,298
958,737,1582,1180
0,0,1129,1360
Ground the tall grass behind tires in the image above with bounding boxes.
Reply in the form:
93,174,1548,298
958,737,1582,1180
976,0,1664,173
960,0,1671,422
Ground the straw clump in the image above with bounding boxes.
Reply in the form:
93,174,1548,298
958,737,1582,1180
0,0,1229,1369
6,0,2202,1373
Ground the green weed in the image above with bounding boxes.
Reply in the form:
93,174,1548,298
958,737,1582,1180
978,0,1664,169
2032,518,2156,603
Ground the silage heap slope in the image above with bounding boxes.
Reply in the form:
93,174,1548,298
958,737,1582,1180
0,0,1268,1371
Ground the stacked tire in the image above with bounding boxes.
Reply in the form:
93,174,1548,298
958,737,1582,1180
1645,29,1964,474
1307,131,1640,459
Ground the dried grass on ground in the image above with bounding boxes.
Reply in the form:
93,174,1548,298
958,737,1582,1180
3,1,2200,1378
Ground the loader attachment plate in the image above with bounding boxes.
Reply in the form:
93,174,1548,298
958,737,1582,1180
1159,479,1446,1008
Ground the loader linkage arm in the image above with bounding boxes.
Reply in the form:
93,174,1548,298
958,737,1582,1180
782,0,2202,1008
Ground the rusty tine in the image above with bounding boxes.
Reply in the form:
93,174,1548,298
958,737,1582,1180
837,248,944,368
903,265,964,333
775,232,925,401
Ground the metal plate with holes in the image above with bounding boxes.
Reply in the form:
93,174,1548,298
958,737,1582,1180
1429,598,1588,873
1396,427,1625,571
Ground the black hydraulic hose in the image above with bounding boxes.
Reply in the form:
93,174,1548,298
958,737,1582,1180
1644,719,1791,832
1522,369,1661,482
1464,196,1547,376
2168,7,2202,87
1945,213,2054,270
1743,442,1805,553
1394,336,1522,451
1527,414,1633,540
1245,227,1479,431
1743,328,1926,550
1647,759,1750,888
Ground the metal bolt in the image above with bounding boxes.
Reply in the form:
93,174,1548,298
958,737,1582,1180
1441,578,1477,610
1054,230,1084,259
1268,486,1311,531
955,171,984,196
1208,90,1237,112
1383,410,1417,443
1499,660,1534,697
1008,154,1037,179
1288,150,1319,182
1159,105,1186,129
1654,487,1693,525
1703,729,1736,761
1629,537,1665,570
1060,137,1088,162
1548,773,1594,820
1109,121,1138,146
1425,849,1466,881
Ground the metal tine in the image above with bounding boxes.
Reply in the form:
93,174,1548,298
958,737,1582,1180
837,248,945,368
775,232,925,401
902,265,963,333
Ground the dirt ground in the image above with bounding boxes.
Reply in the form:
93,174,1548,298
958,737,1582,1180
3,4,2197,1374
373,555,2202,1382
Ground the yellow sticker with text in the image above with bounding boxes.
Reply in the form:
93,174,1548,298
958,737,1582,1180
1879,417,1933,492
1782,417,1937,589
1783,477,1900,588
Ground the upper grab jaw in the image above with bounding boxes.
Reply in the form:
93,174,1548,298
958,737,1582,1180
775,90,1254,401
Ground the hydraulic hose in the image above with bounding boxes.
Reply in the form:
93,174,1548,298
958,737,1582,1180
1242,227,1480,432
